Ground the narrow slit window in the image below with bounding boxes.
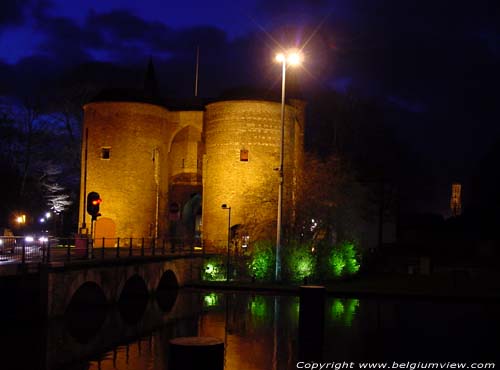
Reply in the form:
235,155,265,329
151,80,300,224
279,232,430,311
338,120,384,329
101,147,111,160
240,149,249,162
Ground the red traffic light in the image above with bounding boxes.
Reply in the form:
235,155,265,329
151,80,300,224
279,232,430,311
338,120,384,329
87,192,102,220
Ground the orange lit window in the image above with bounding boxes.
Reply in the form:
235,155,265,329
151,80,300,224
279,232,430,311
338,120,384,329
101,147,111,160
240,149,248,162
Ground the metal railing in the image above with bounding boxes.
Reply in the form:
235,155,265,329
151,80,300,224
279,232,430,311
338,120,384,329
0,236,216,270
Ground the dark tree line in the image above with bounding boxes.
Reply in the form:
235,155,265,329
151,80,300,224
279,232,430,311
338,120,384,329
0,84,94,234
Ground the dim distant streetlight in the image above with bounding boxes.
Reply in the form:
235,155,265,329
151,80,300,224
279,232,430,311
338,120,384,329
274,49,303,282
221,204,231,282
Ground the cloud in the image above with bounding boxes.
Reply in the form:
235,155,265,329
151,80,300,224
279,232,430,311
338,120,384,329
0,0,32,29
0,0,498,118
0,6,242,99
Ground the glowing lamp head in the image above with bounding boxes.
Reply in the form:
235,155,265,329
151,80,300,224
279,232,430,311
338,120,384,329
287,50,302,66
275,49,303,66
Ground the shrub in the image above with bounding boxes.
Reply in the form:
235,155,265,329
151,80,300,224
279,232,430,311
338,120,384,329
202,256,226,281
341,241,360,274
248,240,275,281
283,240,316,282
328,240,361,278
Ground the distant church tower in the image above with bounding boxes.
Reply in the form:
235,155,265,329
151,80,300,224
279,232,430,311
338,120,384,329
450,183,462,216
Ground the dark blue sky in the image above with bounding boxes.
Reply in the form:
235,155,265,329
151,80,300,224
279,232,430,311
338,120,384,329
1,0,499,213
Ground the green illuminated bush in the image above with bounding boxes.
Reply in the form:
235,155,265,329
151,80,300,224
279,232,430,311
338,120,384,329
248,240,275,281
341,241,360,274
202,256,226,281
283,241,316,282
328,240,360,278
330,249,346,277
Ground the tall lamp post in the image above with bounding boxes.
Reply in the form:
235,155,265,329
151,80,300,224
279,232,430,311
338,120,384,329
274,50,303,282
221,204,231,281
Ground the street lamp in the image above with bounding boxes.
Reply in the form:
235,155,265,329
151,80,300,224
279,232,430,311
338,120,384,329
16,214,26,225
221,204,231,281
274,49,303,282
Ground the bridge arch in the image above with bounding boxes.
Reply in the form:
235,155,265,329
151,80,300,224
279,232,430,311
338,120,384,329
118,274,149,325
45,255,203,317
118,274,149,302
66,281,107,312
64,278,110,314
156,269,179,313
65,281,108,344
157,269,178,291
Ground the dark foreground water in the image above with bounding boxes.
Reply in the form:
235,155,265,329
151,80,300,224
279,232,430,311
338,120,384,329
1,289,499,370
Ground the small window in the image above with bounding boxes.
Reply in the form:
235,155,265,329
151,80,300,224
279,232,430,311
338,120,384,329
240,149,248,162
101,147,111,160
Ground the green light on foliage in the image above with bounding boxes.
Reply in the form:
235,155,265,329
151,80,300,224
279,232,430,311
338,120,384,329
329,241,361,277
206,263,214,274
330,298,360,327
248,240,275,281
330,250,346,277
342,242,360,274
202,258,225,281
203,293,219,307
286,241,316,281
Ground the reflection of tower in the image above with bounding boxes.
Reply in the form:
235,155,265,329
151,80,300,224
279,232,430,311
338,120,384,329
450,183,462,216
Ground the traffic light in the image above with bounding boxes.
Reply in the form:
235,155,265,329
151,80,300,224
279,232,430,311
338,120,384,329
87,192,102,220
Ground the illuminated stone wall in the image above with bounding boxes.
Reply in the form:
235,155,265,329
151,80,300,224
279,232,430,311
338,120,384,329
202,100,305,247
79,102,170,238
79,99,304,246
79,103,203,239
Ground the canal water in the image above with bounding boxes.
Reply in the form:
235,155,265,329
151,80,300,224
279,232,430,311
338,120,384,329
1,289,499,369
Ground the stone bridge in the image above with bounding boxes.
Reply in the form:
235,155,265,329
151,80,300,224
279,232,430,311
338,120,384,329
40,254,204,317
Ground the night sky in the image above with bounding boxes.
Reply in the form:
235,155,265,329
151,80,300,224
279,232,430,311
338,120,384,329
1,0,499,214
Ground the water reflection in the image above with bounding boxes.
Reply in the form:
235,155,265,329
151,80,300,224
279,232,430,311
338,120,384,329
156,288,178,312
65,306,108,344
329,298,360,327
2,290,499,369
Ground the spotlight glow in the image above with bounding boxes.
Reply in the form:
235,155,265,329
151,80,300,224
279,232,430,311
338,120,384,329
287,51,302,66
275,53,285,63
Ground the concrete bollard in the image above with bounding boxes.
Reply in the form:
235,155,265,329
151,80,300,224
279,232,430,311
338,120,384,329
169,336,224,370
298,285,326,362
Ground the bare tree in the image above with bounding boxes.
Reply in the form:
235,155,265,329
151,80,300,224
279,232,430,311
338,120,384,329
39,162,73,213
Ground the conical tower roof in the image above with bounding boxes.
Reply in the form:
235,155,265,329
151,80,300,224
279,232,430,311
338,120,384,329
144,57,161,101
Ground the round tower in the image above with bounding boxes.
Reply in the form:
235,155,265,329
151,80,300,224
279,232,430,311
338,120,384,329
202,100,305,248
79,101,170,241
